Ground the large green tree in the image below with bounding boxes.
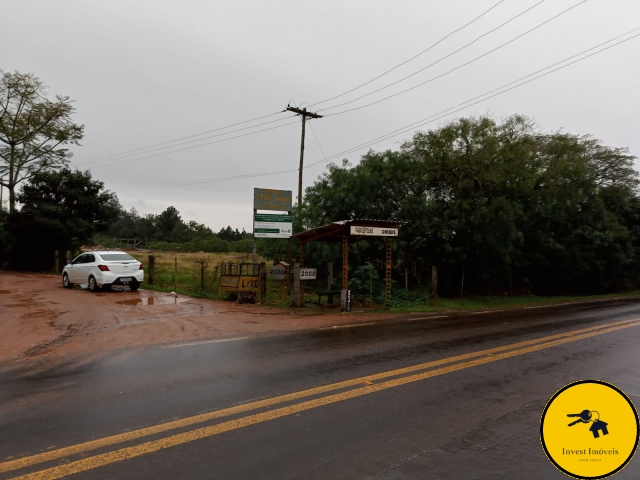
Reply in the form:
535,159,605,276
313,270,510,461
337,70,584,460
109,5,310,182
302,115,640,295
0,71,84,213
6,168,119,271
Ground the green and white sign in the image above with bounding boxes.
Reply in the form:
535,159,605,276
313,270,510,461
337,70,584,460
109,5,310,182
254,213,293,238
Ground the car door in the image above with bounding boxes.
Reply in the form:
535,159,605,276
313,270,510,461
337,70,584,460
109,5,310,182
67,254,86,283
77,253,96,283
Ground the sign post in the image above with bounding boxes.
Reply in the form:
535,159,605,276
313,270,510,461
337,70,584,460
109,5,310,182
252,188,293,281
293,263,301,307
252,207,257,264
292,265,316,306
340,289,351,313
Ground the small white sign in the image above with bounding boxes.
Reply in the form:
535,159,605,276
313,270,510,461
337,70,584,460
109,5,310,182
298,268,317,280
255,213,293,239
269,266,285,280
350,226,399,237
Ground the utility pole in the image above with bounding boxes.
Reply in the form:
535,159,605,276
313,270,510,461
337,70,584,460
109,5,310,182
286,105,323,303
285,105,323,210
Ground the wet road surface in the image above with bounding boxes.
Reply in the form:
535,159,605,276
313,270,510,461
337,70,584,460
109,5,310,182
1,299,639,479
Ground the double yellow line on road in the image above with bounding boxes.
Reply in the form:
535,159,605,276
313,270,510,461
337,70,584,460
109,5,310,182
4,317,640,479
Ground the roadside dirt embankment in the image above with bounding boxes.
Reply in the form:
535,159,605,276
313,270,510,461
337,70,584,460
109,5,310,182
0,272,398,367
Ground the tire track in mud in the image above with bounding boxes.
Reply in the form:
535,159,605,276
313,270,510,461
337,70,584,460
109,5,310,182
22,324,80,358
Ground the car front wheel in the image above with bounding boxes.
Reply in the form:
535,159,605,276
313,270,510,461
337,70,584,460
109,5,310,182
88,276,100,292
62,273,73,289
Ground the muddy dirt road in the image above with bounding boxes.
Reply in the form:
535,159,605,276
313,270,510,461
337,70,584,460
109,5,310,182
0,272,396,367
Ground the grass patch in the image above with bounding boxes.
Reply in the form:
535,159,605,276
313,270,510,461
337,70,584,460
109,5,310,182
384,290,640,312
129,251,253,297
129,251,292,306
127,251,640,312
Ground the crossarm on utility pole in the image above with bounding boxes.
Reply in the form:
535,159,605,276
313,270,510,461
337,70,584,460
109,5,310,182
285,106,323,211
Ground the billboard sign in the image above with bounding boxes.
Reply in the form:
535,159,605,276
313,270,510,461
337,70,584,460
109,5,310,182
254,188,292,212
254,213,293,238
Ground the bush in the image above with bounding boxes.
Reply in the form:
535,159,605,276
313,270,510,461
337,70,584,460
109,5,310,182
231,239,253,253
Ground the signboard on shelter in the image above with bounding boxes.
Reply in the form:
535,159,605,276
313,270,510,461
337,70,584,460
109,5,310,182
254,188,292,212
255,213,293,238
350,226,399,237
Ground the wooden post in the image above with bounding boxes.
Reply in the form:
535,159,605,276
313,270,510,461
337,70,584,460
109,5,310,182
405,267,408,300
293,262,301,307
252,208,257,264
213,265,219,298
200,261,205,292
327,262,333,291
281,279,285,303
385,239,392,308
287,237,292,295
341,236,348,290
54,250,60,273
174,256,178,291
300,243,304,303
260,261,267,303
341,236,349,312
148,255,155,285
431,266,438,299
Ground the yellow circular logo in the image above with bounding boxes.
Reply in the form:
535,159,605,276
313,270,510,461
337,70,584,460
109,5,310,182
541,380,639,479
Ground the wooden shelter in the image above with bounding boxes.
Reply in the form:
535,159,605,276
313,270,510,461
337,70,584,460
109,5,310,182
293,219,403,309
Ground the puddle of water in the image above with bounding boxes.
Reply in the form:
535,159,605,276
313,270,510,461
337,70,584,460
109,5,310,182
0,290,11,294
115,296,189,306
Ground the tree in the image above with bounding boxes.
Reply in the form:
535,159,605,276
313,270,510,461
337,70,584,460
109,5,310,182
302,115,640,295
155,206,182,240
0,71,84,213
218,226,243,242
6,168,119,271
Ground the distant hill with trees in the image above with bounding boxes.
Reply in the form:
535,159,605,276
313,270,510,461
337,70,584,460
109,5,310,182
95,205,253,254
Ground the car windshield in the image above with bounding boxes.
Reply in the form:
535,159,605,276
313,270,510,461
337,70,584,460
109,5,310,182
100,253,136,261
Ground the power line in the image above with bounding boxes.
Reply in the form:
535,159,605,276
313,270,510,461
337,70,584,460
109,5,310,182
84,1,570,173
309,0,508,107
308,120,327,160
122,168,299,189
324,0,589,115
306,30,640,168
77,110,288,164
75,115,297,167
121,29,639,191
75,2,582,172
76,2,507,168
88,119,300,170
320,0,548,111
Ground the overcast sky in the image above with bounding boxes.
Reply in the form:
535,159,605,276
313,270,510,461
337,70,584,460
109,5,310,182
3,0,639,230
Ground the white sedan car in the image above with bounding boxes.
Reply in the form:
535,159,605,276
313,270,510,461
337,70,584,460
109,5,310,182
62,251,144,292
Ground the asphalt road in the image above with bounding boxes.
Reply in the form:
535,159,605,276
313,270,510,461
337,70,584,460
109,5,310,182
2,299,640,479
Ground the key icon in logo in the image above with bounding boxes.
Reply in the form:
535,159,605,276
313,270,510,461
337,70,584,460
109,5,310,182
567,410,609,438
567,409,592,426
